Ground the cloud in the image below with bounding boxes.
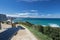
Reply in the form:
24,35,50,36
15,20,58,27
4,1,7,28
6,12,39,18
40,13,60,18
40,14,52,18
5,10,60,18
31,10,38,12
17,0,50,2
20,10,38,13
17,12,39,18
6,13,60,18
6,14,20,17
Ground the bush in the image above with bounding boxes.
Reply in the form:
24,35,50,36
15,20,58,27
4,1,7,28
20,21,60,40
43,26,60,40
32,25,44,33
25,21,33,27
2,21,4,24
43,26,51,35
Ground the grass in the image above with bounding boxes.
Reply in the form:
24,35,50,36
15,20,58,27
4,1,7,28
23,25,53,40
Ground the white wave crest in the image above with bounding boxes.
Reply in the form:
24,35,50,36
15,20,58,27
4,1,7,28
42,25,46,27
49,24,59,27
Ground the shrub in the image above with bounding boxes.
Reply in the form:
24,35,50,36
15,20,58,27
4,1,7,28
25,21,33,27
43,26,60,40
20,21,60,40
2,21,4,24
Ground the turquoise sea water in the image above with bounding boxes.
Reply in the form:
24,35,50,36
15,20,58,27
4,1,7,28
14,18,60,27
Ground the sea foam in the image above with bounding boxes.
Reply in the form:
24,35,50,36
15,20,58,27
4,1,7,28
49,24,60,27
42,25,46,27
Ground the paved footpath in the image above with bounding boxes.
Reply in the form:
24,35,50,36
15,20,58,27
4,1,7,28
11,24,38,40
0,27,20,40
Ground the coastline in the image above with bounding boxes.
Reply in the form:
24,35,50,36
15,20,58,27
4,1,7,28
14,18,60,27
0,22,59,40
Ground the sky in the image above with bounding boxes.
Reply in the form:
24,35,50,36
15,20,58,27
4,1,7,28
0,0,60,18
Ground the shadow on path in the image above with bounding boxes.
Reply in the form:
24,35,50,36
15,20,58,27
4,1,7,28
0,26,25,40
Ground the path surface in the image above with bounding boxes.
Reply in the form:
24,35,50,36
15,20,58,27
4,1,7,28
0,27,19,40
0,24,20,40
0,24,11,33
11,24,38,40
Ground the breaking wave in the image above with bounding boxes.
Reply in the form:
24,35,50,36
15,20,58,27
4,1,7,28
49,23,60,27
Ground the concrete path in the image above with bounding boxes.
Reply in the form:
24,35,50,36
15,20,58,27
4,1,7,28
0,24,11,33
0,27,19,40
11,24,38,40
0,24,20,40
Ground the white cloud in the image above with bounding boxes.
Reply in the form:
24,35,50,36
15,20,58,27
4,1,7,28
20,10,38,13
6,14,20,17
39,14,51,18
5,10,60,18
17,13,29,16
39,13,60,18
6,12,39,18
17,0,50,2
6,13,60,18
30,10,38,12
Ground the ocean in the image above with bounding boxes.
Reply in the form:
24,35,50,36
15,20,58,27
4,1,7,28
14,18,60,27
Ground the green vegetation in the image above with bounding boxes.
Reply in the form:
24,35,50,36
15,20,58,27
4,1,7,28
19,21,53,40
19,21,60,40
43,26,60,40
25,25,52,40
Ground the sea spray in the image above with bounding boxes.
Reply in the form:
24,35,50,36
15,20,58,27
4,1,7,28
49,23,60,27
